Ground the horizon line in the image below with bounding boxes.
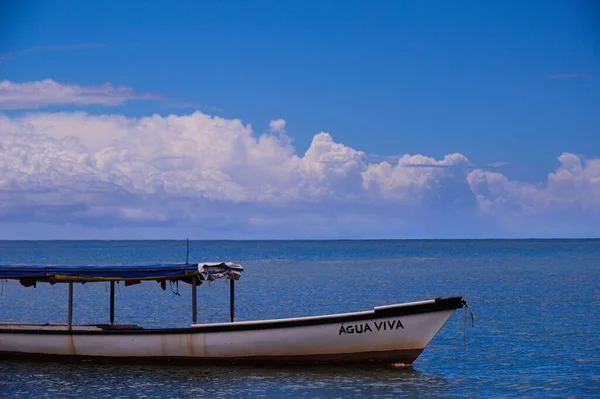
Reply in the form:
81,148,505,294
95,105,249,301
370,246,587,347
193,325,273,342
0,237,598,241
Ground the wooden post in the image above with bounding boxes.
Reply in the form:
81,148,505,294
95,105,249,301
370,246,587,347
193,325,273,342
191,275,197,324
110,281,115,325
68,282,73,331
230,279,235,323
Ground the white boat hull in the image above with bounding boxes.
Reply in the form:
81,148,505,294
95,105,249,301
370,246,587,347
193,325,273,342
0,297,463,365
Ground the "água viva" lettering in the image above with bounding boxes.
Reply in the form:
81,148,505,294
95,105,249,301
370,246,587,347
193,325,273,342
338,319,404,335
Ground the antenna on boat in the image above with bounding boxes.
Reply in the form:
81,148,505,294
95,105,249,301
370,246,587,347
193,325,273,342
185,238,189,265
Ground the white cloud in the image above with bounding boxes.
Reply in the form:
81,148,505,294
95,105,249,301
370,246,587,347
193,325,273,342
0,79,164,109
468,153,600,215
269,118,286,133
467,154,600,235
362,153,475,209
0,109,598,237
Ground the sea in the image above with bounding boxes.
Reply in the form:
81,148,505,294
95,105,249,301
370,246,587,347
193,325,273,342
0,239,598,398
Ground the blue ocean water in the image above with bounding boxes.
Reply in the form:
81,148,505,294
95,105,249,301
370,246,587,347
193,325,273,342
0,239,598,398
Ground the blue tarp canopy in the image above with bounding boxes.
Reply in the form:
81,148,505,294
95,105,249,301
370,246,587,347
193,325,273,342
0,262,243,283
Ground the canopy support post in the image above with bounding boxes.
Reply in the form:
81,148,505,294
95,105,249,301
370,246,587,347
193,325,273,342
191,275,197,324
230,279,235,323
110,281,115,325
68,282,73,331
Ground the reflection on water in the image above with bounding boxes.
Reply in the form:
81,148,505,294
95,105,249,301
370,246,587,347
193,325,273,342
0,361,452,398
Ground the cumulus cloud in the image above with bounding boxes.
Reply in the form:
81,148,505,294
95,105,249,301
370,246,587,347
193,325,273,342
468,154,600,215
0,79,164,109
467,154,600,235
269,119,286,133
362,153,478,210
0,110,598,237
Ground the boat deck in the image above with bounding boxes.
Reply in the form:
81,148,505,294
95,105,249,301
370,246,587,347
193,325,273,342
0,323,143,331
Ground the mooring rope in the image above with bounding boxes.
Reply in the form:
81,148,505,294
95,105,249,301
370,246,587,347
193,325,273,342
462,299,474,352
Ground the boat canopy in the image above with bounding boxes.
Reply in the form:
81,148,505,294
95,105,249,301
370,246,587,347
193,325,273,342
0,262,243,284
198,262,243,282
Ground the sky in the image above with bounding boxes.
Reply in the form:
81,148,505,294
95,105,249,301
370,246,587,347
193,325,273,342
0,0,599,239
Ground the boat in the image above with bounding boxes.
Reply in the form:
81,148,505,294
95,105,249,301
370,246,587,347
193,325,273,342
0,261,469,366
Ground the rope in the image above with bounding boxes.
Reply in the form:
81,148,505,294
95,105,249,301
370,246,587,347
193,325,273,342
170,280,181,296
461,299,474,353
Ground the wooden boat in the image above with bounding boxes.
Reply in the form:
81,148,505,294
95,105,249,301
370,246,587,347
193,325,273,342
0,262,468,366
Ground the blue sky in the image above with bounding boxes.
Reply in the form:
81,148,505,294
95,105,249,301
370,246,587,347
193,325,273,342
0,0,599,239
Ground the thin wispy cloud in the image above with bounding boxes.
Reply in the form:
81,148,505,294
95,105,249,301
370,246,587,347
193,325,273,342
161,101,224,114
364,155,467,166
365,154,402,163
544,73,588,79
0,43,104,64
486,161,509,169
0,79,164,109
398,162,511,171
398,163,475,169
367,154,508,171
